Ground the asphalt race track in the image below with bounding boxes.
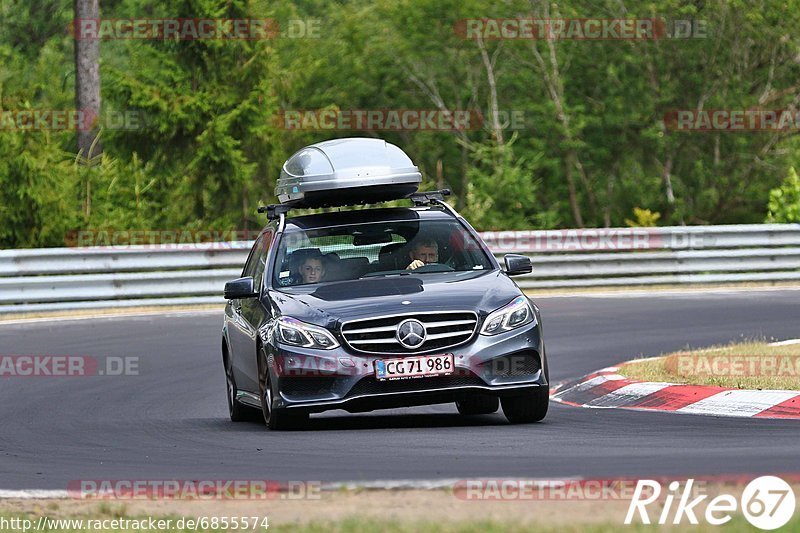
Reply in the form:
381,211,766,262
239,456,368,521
1,289,799,489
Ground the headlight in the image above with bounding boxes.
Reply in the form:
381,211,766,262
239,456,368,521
480,296,536,335
268,317,340,349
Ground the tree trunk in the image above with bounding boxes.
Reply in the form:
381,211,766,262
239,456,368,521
74,0,101,163
476,36,504,149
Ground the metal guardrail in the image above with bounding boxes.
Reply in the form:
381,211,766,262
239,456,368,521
0,224,798,313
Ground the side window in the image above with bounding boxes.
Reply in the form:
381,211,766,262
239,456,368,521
251,231,272,291
242,238,261,278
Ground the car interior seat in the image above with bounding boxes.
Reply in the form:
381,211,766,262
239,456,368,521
326,256,370,281
377,242,408,271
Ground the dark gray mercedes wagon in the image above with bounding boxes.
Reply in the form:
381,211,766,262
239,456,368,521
222,138,549,429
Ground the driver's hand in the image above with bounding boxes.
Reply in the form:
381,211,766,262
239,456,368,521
406,260,424,270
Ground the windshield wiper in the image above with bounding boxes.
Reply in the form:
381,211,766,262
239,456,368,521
360,271,411,279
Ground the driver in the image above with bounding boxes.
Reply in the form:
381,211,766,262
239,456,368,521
405,238,439,270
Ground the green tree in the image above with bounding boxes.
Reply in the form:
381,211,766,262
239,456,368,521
766,167,800,223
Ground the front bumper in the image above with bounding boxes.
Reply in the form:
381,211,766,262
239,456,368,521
266,319,546,414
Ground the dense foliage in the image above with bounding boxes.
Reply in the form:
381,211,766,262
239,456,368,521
1,0,800,247
767,167,800,223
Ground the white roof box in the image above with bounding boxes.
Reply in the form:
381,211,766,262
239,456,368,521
276,138,422,208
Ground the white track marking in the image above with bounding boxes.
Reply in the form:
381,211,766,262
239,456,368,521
551,375,614,400
768,339,800,346
0,490,68,499
586,382,672,408
677,390,800,417
625,356,665,364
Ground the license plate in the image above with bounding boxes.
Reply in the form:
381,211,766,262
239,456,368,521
374,354,454,380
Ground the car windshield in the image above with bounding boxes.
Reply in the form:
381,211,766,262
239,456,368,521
273,218,494,287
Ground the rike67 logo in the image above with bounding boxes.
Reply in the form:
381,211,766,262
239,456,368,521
625,476,796,530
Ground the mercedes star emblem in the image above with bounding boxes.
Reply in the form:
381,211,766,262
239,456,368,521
396,319,426,349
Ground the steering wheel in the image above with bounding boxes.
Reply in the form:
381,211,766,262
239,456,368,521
412,263,454,273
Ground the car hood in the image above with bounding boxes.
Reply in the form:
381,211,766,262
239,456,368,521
268,270,523,328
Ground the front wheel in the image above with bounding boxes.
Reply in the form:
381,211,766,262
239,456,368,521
225,350,258,422
501,386,549,424
258,347,308,430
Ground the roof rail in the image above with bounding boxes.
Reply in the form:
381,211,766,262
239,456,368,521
258,188,454,223
258,204,291,221
409,189,451,206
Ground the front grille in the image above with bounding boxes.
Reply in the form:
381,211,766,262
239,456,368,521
346,374,486,397
341,312,478,354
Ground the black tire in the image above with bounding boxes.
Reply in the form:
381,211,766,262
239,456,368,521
456,395,499,415
224,348,258,422
258,347,308,430
501,386,549,424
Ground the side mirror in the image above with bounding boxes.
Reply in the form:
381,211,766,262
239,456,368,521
503,254,532,276
224,277,258,299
